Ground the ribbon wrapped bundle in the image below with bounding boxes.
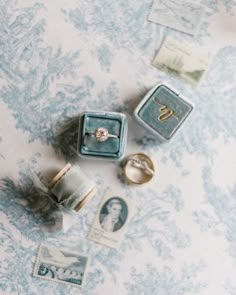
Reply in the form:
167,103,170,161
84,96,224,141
31,163,96,232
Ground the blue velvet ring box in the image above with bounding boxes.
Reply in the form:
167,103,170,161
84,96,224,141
78,111,127,160
134,83,194,142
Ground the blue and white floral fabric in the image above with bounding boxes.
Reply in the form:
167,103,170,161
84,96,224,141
0,1,236,294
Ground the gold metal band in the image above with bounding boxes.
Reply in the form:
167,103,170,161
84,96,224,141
123,153,155,184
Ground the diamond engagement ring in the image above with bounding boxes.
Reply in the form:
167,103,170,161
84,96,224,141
90,127,118,142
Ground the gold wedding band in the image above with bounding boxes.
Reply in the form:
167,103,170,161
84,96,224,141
123,153,155,184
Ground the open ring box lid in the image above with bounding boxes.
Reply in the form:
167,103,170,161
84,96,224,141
133,83,194,142
77,111,128,160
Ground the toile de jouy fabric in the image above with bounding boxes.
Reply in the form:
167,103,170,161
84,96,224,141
0,1,236,294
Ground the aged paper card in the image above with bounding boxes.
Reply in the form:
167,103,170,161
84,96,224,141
148,0,205,36
88,191,135,249
152,37,210,87
33,245,90,288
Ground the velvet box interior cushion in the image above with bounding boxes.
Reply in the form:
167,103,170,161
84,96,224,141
79,114,125,157
138,85,193,139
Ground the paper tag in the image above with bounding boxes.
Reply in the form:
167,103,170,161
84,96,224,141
88,191,135,249
152,37,210,87
148,0,205,36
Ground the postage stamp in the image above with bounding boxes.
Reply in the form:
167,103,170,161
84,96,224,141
87,191,135,249
152,37,210,87
33,245,89,288
148,0,205,36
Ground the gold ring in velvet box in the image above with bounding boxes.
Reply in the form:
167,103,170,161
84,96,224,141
77,111,128,160
133,83,194,142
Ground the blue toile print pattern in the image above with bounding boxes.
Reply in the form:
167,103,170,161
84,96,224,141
0,0,235,294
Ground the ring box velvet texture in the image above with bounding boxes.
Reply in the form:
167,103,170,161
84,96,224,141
78,111,127,160
134,83,194,142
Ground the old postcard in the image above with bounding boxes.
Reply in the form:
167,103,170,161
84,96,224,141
33,245,89,288
148,0,205,36
152,37,210,87
88,192,135,249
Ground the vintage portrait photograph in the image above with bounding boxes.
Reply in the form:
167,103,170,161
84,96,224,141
88,192,135,249
99,197,128,232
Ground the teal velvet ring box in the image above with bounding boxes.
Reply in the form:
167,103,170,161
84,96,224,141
134,83,194,142
78,111,127,160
